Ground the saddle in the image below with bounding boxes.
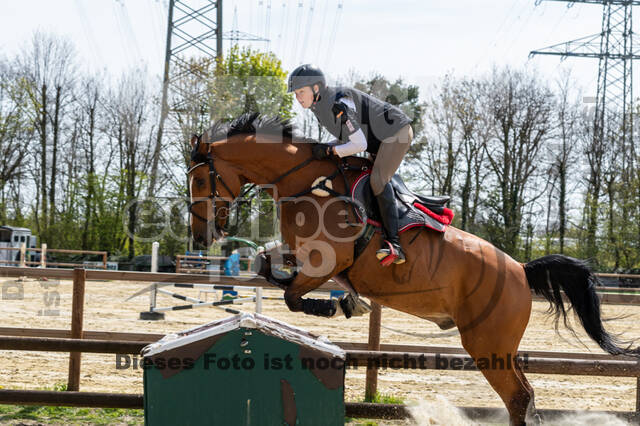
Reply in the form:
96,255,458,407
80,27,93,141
252,169,455,292
350,171,454,233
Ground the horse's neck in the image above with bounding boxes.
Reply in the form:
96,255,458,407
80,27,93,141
220,136,370,198
227,139,338,199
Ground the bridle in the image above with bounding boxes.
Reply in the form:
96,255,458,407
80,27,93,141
188,133,361,239
187,136,238,238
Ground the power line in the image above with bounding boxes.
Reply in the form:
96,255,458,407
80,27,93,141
265,0,272,51
226,5,270,47
257,0,263,43
314,0,330,63
73,0,104,65
291,0,305,64
111,1,136,67
530,0,640,256
298,0,315,63
502,2,540,59
324,0,343,68
279,0,292,61
470,0,527,72
116,1,145,63
148,0,168,57
276,0,288,54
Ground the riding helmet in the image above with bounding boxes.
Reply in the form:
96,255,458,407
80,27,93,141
287,64,326,92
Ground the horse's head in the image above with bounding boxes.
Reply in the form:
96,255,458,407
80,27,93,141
187,113,312,247
187,134,244,248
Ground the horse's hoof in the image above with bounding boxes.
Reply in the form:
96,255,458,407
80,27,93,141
338,294,371,318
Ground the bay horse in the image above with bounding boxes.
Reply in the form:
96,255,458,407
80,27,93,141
187,113,638,425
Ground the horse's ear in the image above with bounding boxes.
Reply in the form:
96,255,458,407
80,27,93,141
190,134,199,148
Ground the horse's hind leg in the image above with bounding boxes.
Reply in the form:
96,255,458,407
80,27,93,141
460,329,534,425
514,362,540,424
456,271,535,425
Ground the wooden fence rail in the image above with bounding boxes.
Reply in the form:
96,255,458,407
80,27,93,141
0,389,636,422
1,267,640,419
0,334,638,421
1,335,639,378
0,246,107,269
175,254,253,274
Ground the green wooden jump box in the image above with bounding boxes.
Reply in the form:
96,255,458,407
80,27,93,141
142,313,345,426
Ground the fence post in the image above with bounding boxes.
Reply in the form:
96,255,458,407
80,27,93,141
636,377,640,413
138,243,165,320
365,302,382,401
139,282,164,321
151,242,159,273
255,287,263,314
150,243,159,316
150,284,158,311
67,268,86,391
41,243,47,268
102,251,107,269
19,243,26,267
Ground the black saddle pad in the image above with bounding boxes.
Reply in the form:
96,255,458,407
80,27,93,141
350,172,454,233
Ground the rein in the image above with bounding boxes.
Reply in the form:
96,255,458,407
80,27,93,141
187,137,239,235
188,137,369,232
187,138,320,233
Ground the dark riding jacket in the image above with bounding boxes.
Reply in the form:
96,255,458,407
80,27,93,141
310,86,411,155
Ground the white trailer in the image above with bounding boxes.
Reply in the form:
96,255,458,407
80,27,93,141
0,226,38,265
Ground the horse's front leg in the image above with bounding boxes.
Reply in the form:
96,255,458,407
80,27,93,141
284,240,351,317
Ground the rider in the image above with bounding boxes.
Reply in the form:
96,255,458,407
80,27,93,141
287,64,414,266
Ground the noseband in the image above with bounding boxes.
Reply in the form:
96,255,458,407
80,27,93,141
187,137,238,235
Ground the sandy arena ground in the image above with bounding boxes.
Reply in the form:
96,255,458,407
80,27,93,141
0,275,638,419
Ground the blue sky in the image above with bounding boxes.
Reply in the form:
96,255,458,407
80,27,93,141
0,0,624,101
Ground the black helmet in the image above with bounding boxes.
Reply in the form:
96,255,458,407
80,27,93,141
287,64,326,92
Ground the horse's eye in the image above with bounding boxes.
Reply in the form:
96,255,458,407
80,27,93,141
196,178,206,188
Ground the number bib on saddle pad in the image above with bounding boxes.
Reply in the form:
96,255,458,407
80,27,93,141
350,171,454,233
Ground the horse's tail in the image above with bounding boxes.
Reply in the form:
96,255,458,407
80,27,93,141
524,254,639,357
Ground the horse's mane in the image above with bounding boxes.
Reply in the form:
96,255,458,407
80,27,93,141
205,112,301,143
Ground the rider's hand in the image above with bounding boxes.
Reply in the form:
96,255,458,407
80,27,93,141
312,144,331,160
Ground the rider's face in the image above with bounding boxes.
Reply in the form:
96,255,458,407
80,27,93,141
294,86,314,109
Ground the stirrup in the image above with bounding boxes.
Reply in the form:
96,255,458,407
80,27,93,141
376,240,406,266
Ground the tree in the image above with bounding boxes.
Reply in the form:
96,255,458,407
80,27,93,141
416,74,462,196
209,45,293,122
451,77,490,232
74,75,104,250
158,47,294,250
0,58,32,223
482,67,555,255
353,74,426,138
16,31,75,242
541,71,582,255
105,70,156,259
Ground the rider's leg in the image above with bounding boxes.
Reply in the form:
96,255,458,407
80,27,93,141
375,182,405,265
370,124,413,266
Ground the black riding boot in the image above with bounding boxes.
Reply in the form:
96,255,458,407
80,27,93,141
374,182,405,266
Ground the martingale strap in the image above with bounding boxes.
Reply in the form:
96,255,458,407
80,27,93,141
283,161,365,230
354,223,376,260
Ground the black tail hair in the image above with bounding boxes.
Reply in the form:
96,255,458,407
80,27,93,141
524,254,639,357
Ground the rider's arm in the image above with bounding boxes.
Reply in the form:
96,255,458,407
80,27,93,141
331,98,368,157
